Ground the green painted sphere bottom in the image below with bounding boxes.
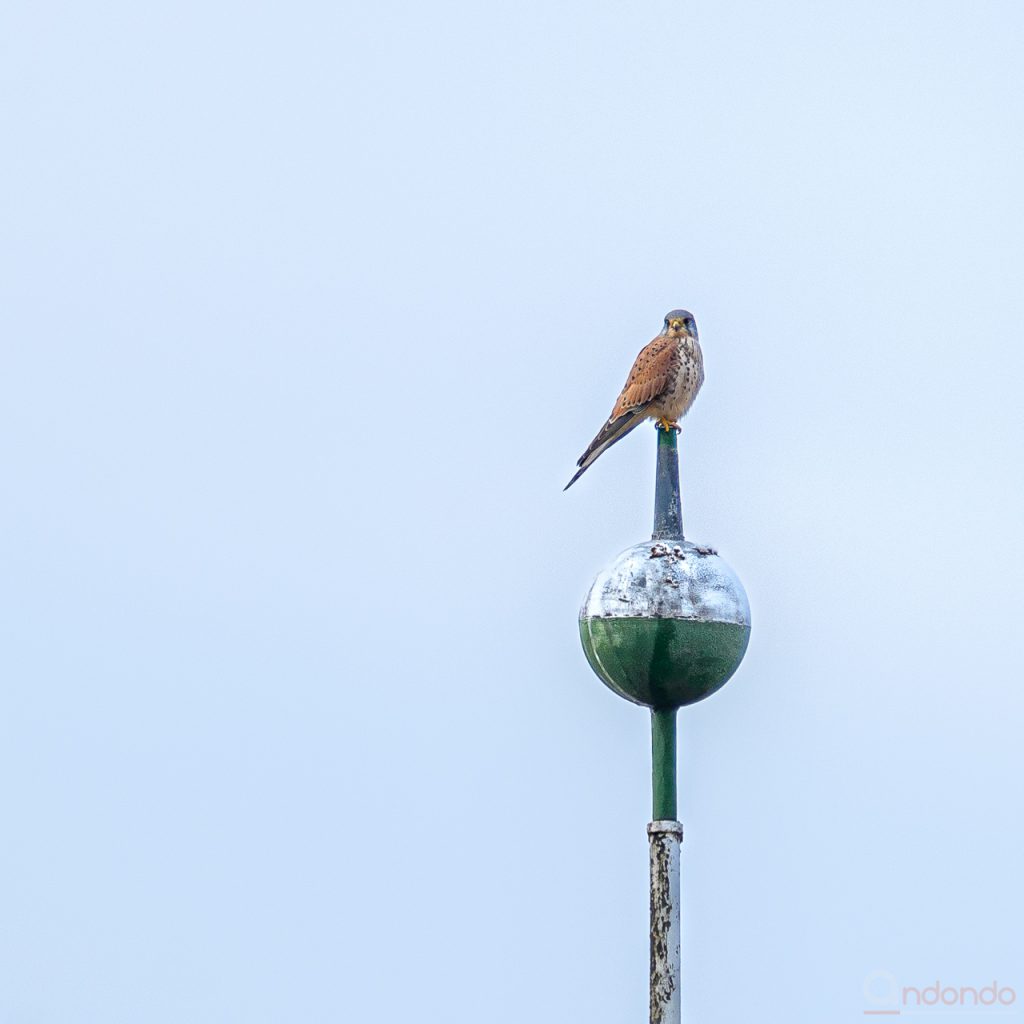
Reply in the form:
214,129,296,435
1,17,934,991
580,616,749,708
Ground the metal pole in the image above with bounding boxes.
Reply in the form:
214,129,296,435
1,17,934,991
651,428,683,1022
580,392,750,1024
651,708,677,820
649,820,683,1024
650,707,681,1023
652,426,683,541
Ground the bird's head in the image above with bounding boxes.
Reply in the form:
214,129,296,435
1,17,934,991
664,309,697,339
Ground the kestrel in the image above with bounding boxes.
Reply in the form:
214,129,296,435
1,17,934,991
565,310,704,490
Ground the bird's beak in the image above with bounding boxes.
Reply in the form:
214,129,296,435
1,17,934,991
669,318,683,331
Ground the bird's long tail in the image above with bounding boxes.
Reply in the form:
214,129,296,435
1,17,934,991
564,406,649,490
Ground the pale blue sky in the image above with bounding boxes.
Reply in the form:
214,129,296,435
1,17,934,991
1,0,1022,1020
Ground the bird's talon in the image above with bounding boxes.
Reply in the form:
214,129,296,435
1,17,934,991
656,418,680,433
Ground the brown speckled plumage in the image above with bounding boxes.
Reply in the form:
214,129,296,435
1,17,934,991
565,310,704,490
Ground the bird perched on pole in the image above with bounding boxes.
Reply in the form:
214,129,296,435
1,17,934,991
565,310,704,490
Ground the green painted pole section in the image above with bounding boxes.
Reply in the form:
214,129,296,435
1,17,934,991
651,707,678,820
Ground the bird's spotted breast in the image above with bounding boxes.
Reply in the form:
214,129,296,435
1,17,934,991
657,337,704,422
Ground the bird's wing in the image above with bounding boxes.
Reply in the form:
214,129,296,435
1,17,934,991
610,335,679,418
564,334,678,490
563,407,647,490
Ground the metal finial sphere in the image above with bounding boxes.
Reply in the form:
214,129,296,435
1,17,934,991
579,539,750,709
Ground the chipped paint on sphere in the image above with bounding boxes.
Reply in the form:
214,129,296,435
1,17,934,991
582,540,750,624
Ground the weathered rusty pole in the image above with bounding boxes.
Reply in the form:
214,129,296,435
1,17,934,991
579,427,751,1023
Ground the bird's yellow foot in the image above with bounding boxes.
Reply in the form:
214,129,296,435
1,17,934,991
655,418,680,433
